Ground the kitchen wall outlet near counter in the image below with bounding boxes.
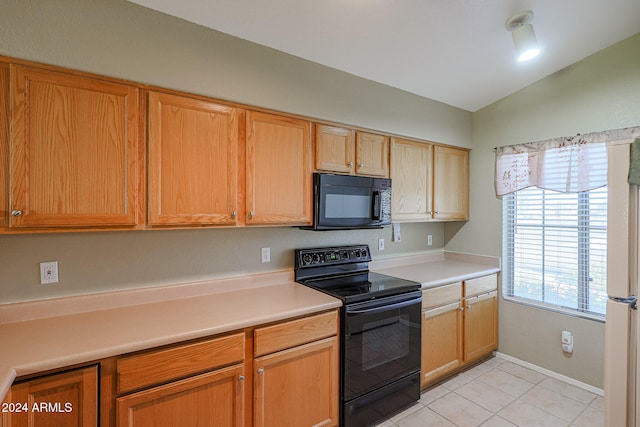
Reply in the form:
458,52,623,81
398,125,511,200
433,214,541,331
40,261,59,284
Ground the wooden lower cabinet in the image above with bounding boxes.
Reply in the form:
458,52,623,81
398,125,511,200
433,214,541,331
253,310,339,427
1,366,98,427
108,310,338,427
421,274,498,388
463,291,498,363
421,302,463,387
116,364,245,427
254,337,339,427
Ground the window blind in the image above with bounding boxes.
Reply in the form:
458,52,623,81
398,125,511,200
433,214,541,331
503,186,607,318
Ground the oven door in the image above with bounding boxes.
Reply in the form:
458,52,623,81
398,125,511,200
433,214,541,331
343,290,422,401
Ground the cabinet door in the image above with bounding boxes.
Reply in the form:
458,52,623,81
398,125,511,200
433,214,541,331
10,65,141,228
246,111,312,225
0,63,8,228
116,364,245,427
463,291,498,363
390,138,433,222
355,132,389,177
254,336,339,427
433,146,469,221
422,302,463,387
315,124,355,174
3,365,98,427
147,91,241,226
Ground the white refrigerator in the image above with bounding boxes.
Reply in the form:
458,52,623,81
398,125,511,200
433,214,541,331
605,140,640,427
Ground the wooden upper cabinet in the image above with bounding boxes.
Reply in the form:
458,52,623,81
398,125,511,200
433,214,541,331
9,65,141,228
314,124,355,174
315,126,389,177
355,131,389,177
433,146,469,221
246,111,312,226
391,138,433,222
391,139,469,222
147,91,241,226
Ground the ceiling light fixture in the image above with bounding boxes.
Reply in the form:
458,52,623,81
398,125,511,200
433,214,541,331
505,10,540,62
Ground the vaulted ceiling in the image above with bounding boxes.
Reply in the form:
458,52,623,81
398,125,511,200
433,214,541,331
129,0,640,112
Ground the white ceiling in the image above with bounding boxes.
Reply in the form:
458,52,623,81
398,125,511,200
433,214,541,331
128,0,640,112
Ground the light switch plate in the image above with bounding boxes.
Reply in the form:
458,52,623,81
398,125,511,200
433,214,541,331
261,247,271,263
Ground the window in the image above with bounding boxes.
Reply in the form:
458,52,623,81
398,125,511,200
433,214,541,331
502,186,607,319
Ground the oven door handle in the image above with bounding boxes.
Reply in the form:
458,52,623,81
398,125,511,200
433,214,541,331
346,296,422,315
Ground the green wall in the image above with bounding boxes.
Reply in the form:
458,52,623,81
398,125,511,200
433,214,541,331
0,0,469,303
446,32,640,388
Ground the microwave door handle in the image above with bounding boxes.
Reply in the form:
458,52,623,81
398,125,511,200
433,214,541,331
372,191,381,220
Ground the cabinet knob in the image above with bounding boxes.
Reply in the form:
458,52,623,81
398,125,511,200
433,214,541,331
459,307,465,311
466,304,471,310
11,210,22,217
435,211,440,215
358,163,364,168
231,210,238,219
348,161,354,167
248,211,255,220
238,375,245,381
257,368,264,375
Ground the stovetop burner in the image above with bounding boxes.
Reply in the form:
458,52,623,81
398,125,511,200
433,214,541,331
294,245,421,304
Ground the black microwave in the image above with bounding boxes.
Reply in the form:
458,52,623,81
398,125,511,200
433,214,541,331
306,173,392,230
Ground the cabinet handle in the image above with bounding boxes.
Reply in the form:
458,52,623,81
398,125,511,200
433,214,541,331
358,163,364,168
231,210,238,219
459,307,465,311
11,210,22,217
435,211,440,215
257,368,264,375
248,211,255,220
238,375,245,381
466,304,471,309
348,161,354,167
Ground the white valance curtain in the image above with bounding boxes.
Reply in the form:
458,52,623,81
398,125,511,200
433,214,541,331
495,127,640,196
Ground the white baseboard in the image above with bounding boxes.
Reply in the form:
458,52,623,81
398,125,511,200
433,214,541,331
494,352,604,397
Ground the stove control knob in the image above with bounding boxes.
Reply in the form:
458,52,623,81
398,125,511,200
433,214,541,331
302,254,313,265
312,254,322,264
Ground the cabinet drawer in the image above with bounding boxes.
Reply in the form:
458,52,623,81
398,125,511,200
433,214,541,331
465,274,498,297
254,310,338,357
117,332,245,394
422,282,462,310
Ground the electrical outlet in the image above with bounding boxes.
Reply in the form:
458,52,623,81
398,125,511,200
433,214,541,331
261,247,271,263
378,238,385,251
40,261,59,284
428,234,433,246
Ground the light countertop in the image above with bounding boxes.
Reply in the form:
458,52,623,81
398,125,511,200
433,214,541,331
371,251,501,288
0,251,500,402
0,271,340,402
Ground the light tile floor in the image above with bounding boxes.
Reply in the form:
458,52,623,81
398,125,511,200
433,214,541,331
374,356,604,427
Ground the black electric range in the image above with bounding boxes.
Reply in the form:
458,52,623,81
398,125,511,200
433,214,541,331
294,244,422,427
294,245,421,303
